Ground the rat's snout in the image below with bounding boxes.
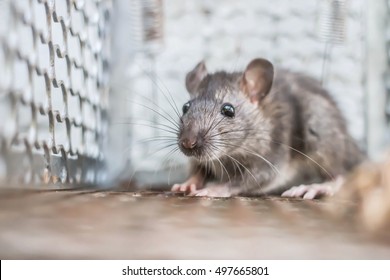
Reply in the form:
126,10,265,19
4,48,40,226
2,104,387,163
181,137,197,149
180,133,201,151
178,130,205,156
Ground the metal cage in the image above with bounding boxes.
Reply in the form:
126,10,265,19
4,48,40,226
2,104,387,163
0,0,112,186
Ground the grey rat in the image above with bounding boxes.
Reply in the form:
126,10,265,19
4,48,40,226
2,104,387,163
171,58,365,198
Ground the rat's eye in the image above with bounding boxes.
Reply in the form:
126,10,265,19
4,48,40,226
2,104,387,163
221,103,235,118
182,102,190,114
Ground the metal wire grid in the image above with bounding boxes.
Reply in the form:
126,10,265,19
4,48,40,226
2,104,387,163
0,0,112,186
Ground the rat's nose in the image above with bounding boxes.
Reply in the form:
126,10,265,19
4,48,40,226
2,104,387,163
181,138,197,149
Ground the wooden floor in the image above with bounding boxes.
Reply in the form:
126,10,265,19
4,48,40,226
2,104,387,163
0,188,389,259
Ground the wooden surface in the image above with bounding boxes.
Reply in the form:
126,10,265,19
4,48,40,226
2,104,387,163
0,189,389,259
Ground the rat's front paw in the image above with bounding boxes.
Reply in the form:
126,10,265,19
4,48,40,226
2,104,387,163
171,182,198,194
171,175,204,194
281,177,344,200
190,183,233,198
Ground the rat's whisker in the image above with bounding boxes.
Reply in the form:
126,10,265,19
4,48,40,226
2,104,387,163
125,141,180,190
211,143,260,187
204,151,214,176
136,139,176,146
149,142,179,156
130,94,181,127
208,127,273,139
122,135,175,155
166,148,180,185
140,135,178,140
161,146,180,171
136,135,177,144
213,140,281,176
201,100,221,138
152,146,180,186
113,121,178,135
206,149,218,176
202,115,227,139
208,148,232,184
133,63,182,120
216,134,334,181
126,100,180,130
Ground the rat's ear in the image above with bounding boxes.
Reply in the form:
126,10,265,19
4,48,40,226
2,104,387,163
185,61,208,96
240,58,274,104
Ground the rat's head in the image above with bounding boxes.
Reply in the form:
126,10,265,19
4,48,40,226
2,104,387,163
177,58,274,161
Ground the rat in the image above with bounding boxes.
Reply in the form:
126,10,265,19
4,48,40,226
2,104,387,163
171,58,365,198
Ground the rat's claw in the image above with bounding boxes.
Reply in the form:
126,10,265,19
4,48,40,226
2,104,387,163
179,183,197,193
171,183,198,194
190,184,232,198
189,183,197,193
180,184,188,192
281,180,341,199
171,184,181,192
171,183,184,192
192,189,208,197
282,186,307,198
302,187,329,200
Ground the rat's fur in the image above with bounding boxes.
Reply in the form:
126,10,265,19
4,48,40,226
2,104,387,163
173,59,364,197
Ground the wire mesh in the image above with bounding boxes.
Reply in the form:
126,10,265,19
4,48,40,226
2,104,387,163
0,0,112,186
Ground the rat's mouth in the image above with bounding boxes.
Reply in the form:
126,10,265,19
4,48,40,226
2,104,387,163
179,145,204,158
178,141,209,160
179,145,219,162
177,133,215,160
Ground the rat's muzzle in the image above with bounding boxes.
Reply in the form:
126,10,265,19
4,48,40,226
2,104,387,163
178,131,205,157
